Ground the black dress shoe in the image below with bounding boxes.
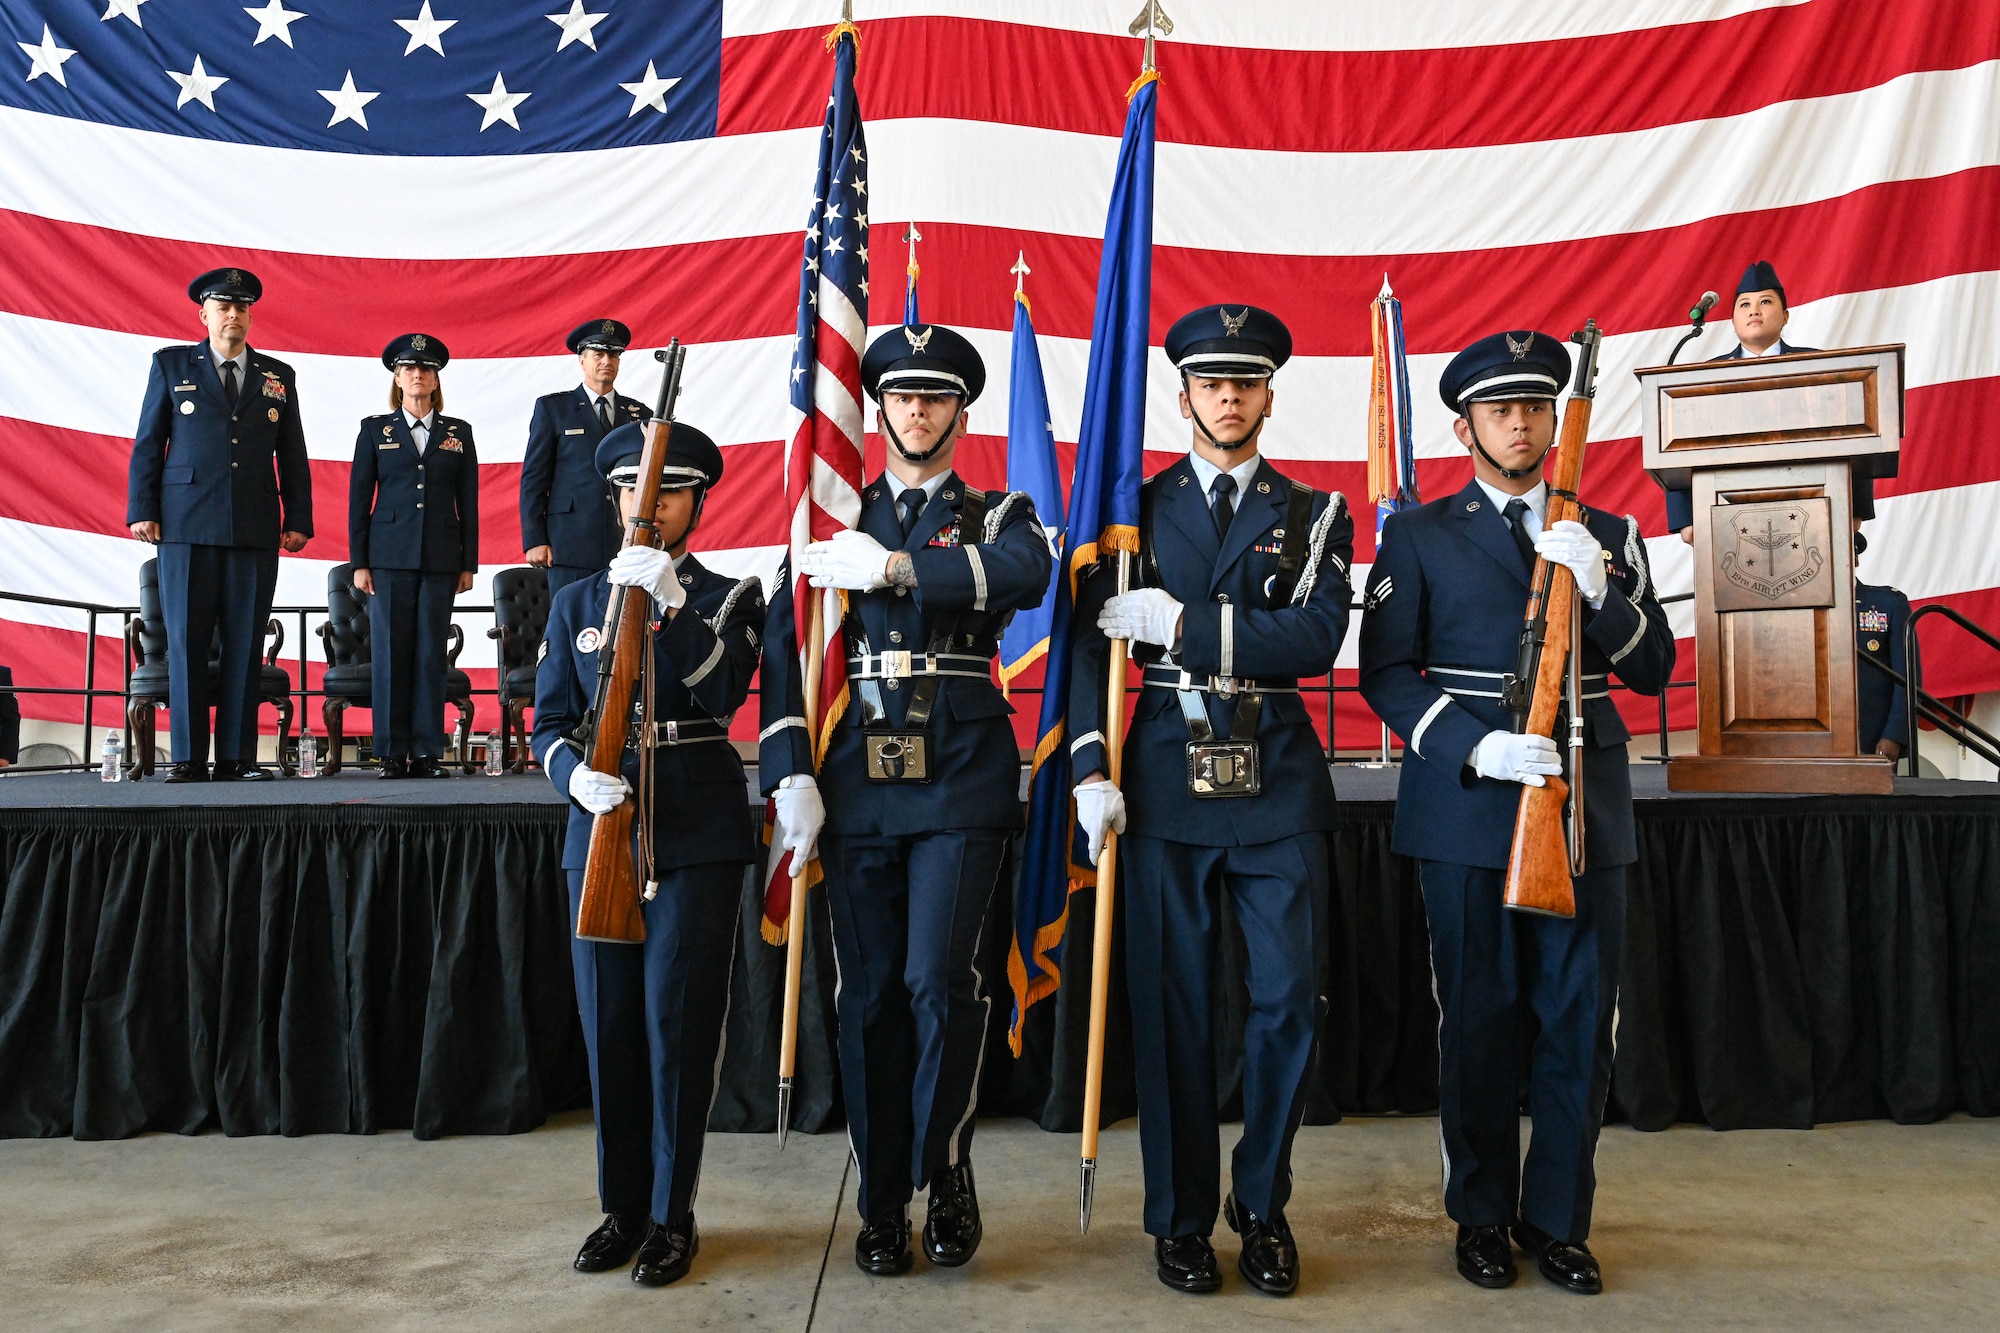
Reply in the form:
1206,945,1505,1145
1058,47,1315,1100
1512,1218,1603,1295
923,1162,982,1267
632,1215,698,1287
407,757,451,779
1223,1193,1299,1296
213,760,274,782
1455,1224,1518,1289
163,761,210,784
1154,1235,1222,1294
855,1212,914,1275
378,759,408,779
573,1213,648,1272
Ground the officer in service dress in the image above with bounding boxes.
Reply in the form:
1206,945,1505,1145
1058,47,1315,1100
759,325,1053,1276
521,319,653,598
534,422,764,1287
349,334,479,778
1854,531,1913,762
1068,305,1353,1296
1359,331,1676,1295
126,267,312,781
1664,260,1884,537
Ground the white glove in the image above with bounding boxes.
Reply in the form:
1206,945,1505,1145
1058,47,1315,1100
801,530,892,591
1098,588,1184,648
1533,519,1609,604
773,774,826,866
1074,778,1128,863
1470,731,1564,787
568,764,631,814
608,545,685,611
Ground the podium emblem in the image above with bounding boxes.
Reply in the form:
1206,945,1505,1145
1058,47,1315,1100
1711,498,1834,611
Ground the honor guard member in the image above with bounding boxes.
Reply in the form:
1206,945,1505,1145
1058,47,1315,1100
759,324,1053,1276
534,421,764,1287
349,334,480,778
1854,531,1914,762
126,267,313,781
1068,305,1353,1297
521,319,653,597
1358,331,1676,1296
1664,260,1886,539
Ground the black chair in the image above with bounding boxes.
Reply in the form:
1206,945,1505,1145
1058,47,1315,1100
125,557,295,777
486,566,550,773
316,563,475,775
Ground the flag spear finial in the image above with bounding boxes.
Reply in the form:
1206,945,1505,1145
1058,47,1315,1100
1378,272,1394,300
1012,250,1031,301
1128,1,1173,74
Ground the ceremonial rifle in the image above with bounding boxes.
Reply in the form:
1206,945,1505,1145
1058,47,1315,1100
574,342,687,944
1501,320,1602,918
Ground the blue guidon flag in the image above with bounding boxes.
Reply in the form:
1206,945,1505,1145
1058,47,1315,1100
997,258,1063,697
1006,68,1155,1055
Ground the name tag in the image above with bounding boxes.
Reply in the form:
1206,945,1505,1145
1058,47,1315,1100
564,428,586,435
173,384,198,393
379,441,402,450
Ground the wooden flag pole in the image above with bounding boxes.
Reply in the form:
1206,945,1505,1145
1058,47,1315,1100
776,592,825,1150
1079,548,1133,1232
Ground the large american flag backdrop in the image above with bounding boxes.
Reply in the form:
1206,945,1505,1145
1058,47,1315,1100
3,0,1996,740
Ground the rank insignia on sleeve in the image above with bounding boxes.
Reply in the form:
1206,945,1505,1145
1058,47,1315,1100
536,638,548,664
1364,576,1394,610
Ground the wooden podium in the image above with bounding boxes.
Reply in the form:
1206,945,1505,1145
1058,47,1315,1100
1637,346,1905,793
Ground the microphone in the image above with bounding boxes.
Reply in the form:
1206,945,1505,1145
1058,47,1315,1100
1688,290,1719,326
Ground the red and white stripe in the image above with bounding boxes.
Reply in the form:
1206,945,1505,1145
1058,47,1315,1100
3,0,1994,745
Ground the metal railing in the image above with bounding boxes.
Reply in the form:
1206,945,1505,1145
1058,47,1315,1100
1863,605,2000,775
0,591,134,773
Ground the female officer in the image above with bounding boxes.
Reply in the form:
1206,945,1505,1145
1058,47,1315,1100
349,333,480,778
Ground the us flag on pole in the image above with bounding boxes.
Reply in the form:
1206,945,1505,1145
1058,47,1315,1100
760,17,867,945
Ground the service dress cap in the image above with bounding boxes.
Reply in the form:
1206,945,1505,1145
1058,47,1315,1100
1736,259,1788,305
1437,330,1572,411
1164,304,1293,379
567,318,633,354
861,324,987,403
188,266,263,305
597,421,724,491
383,332,450,371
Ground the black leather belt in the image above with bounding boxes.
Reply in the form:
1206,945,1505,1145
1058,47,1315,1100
646,718,731,745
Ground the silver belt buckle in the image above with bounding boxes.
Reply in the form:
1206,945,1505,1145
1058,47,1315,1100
661,720,681,744
878,649,912,679
1214,675,1240,697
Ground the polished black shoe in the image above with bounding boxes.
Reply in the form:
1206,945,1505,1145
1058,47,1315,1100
1512,1218,1603,1295
1154,1235,1222,1294
163,761,210,784
407,757,451,779
632,1215,698,1287
855,1211,914,1275
1223,1193,1299,1296
213,760,274,782
1455,1224,1518,1289
377,759,408,779
923,1162,982,1267
573,1213,648,1273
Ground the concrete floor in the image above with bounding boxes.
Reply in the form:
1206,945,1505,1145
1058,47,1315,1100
1,1115,1994,1332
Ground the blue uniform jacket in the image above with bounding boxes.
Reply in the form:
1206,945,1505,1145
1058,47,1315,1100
519,386,651,564
758,473,1053,835
349,413,481,573
1069,456,1353,847
1855,580,1913,753
126,343,313,546
533,559,765,871
1358,480,1677,870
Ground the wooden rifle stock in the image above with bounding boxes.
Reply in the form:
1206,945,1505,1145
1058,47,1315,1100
574,343,687,944
1503,322,1602,919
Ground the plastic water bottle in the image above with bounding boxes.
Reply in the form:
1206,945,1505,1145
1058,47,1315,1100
484,731,505,776
101,733,124,782
297,726,319,778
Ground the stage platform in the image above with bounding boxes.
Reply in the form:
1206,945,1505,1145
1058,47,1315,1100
2,765,1996,1143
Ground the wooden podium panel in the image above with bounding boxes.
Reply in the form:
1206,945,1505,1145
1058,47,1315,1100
1637,347,1904,794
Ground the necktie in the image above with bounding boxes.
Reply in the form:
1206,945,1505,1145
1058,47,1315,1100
222,360,239,405
597,397,612,432
1503,497,1539,573
1210,473,1237,541
899,487,928,539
